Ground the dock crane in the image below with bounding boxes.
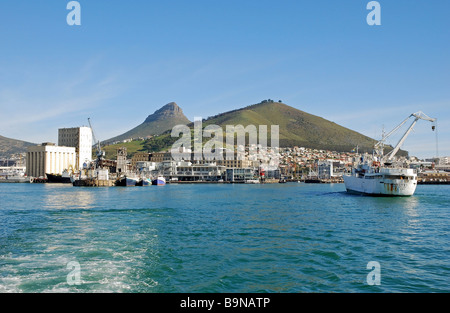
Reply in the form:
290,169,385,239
374,111,437,163
88,118,105,168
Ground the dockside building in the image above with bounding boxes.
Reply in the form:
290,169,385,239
26,143,76,178
58,126,93,170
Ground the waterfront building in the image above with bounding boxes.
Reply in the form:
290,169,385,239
157,160,178,178
175,163,226,181
318,161,334,179
225,168,256,182
132,152,151,167
149,152,173,163
116,147,128,174
98,159,118,173
58,127,92,170
418,170,449,183
135,161,157,172
218,159,253,168
438,156,449,165
264,169,281,180
26,143,76,178
147,150,255,169
150,160,226,182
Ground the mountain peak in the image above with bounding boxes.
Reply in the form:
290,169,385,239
104,102,191,144
146,102,185,123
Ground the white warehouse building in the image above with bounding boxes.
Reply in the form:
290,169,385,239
26,143,76,178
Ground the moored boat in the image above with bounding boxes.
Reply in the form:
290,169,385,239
152,176,166,186
0,168,30,183
304,178,321,184
116,176,138,187
0,176,30,183
46,172,72,184
136,178,152,186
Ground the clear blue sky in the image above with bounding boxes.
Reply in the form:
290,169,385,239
0,0,449,159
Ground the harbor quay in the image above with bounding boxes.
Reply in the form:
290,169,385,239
1,123,449,186
2,143,449,186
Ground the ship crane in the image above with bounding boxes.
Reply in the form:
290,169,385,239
88,118,105,167
375,111,437,163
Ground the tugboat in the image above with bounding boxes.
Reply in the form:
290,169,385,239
344,111,436,197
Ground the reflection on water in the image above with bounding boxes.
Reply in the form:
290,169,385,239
42,185,97,210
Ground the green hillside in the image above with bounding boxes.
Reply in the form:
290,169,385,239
101,140,146,160
202,101,377,152
137,100,381,154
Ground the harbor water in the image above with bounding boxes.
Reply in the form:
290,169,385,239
0,183,449,293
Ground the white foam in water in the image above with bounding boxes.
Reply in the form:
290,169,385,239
0,253,140,293
0,275,23,293
80,259,135,292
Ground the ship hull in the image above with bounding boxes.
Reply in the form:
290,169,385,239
152,177,166,186
46,173,72,184
116,176,138,187
0,177,30,183
343,174,417,197
305,179,321,184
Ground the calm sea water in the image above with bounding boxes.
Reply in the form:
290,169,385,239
0,182,449,293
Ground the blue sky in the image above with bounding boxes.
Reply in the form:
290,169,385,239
0,0,449,159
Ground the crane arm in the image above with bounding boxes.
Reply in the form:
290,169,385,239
382,111,436,162
87,118,96,146
412,111,436,123
384,118,419,161
88,118,103,159
375,115,411,150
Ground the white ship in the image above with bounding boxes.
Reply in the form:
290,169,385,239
0,167,29,183
344,162,418,196
344,111,437,197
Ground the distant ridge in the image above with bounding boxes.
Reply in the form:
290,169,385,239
0,135,35,158
139,100,390,154
104,102,191,144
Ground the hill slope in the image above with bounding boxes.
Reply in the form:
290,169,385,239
140,100,381,154
201,101,377,152
104,102,191,144
0,135,35,158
